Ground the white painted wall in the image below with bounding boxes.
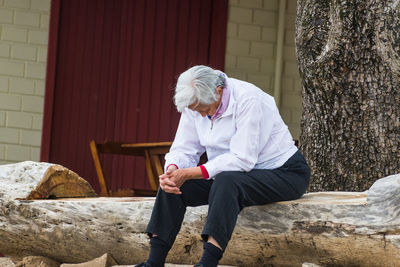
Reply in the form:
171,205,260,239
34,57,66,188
225,0,303,138
0,0,50,164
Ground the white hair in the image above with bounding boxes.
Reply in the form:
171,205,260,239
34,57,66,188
174,65,225,112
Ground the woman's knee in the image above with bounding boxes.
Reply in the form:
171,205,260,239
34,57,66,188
180,179,210,206
211,171,244,197
213,171,239,187
210,171,247,211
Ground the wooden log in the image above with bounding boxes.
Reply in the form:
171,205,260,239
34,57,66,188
60,253,117,267
15,256,59,267
0,161,400,266
25,164,97,200
0,257,15,267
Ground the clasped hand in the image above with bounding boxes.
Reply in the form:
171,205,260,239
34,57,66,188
159,166,188,194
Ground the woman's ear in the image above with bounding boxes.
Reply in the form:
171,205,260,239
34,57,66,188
216,86,223,96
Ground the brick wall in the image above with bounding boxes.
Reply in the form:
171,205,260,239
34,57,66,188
225,0,302,139
0,0,50,164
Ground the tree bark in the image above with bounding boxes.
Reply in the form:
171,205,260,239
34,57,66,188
295,0,400,191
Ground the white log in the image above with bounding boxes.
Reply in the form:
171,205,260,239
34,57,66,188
1,161,400,266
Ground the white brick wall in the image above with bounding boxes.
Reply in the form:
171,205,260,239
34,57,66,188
0,0,49,164
225,1,275,94
0,110,5,126
0,144,5,160
225,0,302,139
281,0,302,139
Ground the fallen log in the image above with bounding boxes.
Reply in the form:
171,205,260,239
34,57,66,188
0,161,399,267
15,255,60,267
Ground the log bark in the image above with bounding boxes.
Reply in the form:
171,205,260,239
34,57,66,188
60,253,117,267
295,0,400,191
15,256,60,267
1,162,400,267
0,258,15,267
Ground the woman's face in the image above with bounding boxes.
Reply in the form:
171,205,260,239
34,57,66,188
188,86,222,117
188,102,217,117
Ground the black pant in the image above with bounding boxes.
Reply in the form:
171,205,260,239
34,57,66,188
146,150,310,250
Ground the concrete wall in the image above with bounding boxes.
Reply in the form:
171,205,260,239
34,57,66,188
0,0,302,164
0,0,50,164
225,0,302,138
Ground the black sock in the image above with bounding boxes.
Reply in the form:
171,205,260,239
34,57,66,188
197,242,223,267
146,236,170,267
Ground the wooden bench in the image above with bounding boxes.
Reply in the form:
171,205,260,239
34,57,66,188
89,140,172,197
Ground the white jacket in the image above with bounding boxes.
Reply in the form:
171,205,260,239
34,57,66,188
164,76,298,179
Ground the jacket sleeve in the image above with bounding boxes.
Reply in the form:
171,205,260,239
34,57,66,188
164,110,205,171
203,97,275,178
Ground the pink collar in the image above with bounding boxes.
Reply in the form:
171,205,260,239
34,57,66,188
210,83,230,121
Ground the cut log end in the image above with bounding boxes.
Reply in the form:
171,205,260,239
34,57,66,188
24,165,97,200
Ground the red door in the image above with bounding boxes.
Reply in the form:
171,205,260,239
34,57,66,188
41,0,228,193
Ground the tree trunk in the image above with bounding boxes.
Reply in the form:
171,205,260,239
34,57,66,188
295,0,400,191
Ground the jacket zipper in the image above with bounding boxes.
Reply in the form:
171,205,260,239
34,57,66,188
207,119,213,145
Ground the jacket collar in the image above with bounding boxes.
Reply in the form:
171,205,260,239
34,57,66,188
219,76,235,118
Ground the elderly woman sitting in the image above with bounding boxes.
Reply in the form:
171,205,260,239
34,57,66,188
137,65,310,267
